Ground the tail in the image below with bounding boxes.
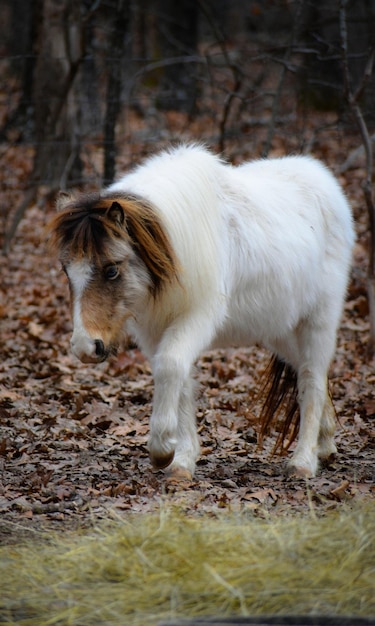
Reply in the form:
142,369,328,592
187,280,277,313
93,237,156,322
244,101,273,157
258,355,299,453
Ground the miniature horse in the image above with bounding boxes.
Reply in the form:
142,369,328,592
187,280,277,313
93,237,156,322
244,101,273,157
49,144,354,479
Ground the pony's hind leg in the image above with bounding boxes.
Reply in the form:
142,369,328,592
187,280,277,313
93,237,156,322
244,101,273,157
317,390,337,462
289,322,336,477
288,369,325,477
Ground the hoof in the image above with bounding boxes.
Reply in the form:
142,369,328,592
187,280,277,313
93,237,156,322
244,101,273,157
150,450,175,470
165,467,194,492
318,445,337,462
320,452,336,469
286,463,315,479
167,466,193,482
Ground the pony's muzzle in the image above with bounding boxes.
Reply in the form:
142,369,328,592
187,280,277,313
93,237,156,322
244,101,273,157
70,332,109,364
94,339,106,359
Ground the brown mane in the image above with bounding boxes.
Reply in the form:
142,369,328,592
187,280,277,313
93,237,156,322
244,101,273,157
48,192,178,294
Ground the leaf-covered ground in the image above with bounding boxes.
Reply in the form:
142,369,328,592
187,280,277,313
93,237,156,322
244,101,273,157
0,116,374,544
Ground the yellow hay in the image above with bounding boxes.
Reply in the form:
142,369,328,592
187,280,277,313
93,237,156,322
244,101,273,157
0,505,374,625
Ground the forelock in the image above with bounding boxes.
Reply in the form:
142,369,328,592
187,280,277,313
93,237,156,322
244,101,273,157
48,194,126,263
48,191,179,295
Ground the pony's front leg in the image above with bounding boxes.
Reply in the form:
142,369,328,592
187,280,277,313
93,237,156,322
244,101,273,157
168,376,200,479
148,365,199,478
148,358,185,471
148,316,213,477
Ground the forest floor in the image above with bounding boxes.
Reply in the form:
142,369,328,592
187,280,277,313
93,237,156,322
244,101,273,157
0,111,374,546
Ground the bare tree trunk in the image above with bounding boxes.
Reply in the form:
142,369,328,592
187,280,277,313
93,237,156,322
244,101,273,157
3,0,91,252
262,0,304,158
0,0,42,142
33,0,84,188
339,0,375,358
103,0,130,186
198,0,243,154
155,0,198,113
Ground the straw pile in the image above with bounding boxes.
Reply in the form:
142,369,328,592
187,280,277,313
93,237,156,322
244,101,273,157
0,504,374,625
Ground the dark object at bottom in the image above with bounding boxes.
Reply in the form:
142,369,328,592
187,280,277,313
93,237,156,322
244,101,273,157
158,616,375,626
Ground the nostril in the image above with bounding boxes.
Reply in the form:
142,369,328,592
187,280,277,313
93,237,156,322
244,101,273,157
94,339,105,358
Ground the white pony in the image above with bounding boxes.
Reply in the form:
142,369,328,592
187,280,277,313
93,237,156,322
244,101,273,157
50,144,355,479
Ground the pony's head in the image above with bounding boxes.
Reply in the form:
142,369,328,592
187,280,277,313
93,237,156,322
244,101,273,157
48,192,177,363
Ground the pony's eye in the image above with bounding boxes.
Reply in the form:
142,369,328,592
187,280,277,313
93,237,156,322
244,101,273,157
104,265,119,281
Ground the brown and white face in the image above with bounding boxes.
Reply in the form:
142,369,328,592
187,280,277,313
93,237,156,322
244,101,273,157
64,231,151,364
64,257,139,363
49,194,178,365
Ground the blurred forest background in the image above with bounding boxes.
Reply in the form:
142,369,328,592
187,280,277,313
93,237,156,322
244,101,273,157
1,0,374,196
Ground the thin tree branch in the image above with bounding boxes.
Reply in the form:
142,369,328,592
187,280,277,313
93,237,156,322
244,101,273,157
262,0,304,157
339,0,375,357
198,0,243,153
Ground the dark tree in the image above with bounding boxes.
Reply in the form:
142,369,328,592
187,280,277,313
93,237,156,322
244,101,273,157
299,0,375,114
0,0,42,142
103,0,130,186
3,0,88,251
155,0,199,112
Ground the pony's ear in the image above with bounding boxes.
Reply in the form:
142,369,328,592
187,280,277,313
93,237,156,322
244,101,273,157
106,201,125,226
56,191,73,211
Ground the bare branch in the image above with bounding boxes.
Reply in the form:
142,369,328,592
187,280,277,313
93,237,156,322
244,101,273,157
339,0,375,358
262,0,304,157
198,0,243,153
353,44,375,103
